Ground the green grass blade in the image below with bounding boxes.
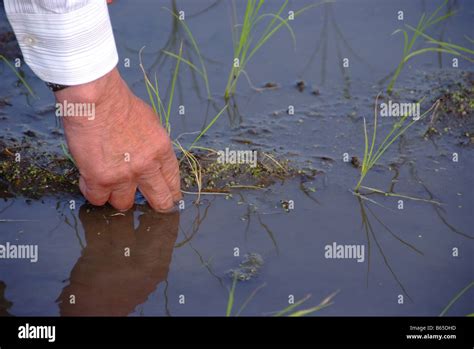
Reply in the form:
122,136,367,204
154,72,167,120
392,29,409,57
61,143,76,166
235,0,255,59
367,93,381,169
403,47,460,64
255,13,297,50
426,0,449,26
289,290,338,317
360,186,441,205
369,102,437,169
226,275,238,317
405,13,425,54
166,42,183,133
355,117,370,191
258,0,289,47
236,283,266,316
426,11,455,29
190,104,228,149
162,50,205,77
144,78,158,116
0,55,36,97
370,96,426,162
289,302,332,317
274,294,311,317
439,281,474,317
247,1,325,64
406,25,474,56
362,117,369,173
139,47,161,123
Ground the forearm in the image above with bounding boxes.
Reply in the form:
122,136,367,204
4,0,118,86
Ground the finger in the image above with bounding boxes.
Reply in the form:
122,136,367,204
157,146,182,202
79,176,111,206
109,182,137,212
137,169,175,212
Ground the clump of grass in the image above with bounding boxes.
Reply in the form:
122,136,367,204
0,55,35,97
224,0,325,100
354,93,440,192
225,274,338,316
388,0,474,94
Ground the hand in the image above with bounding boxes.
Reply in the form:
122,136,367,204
57,68,181,212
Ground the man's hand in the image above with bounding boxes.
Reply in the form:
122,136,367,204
57,68,181,212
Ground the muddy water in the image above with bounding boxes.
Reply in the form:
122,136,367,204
0,0,473,316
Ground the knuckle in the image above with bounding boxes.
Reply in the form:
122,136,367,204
86,169,132,188
155,138,173,158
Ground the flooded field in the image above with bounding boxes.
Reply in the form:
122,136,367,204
0,0,473,316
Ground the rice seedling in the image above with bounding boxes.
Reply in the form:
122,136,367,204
439,280,474,317
0,55,35,97
140,42,183,135
387,0,474,94
140,42,226,140
354,93,440,194
224,0,327,100
161,6,212,100
225,274,338,316
140,43,228,202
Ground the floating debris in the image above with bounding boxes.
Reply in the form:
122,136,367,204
228,253,264,281
263,82,279,89
312,88,320,96
296,80,306,92
351,156,361,169
280,199,292,212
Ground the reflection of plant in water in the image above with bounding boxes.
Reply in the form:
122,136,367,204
356,196,423,301
161,4,212,99
226,274,338,316
407,162,474,240
300,1,366,99
174,198,226,289
387,0,474,94
63,208,85,250
235,191,281,254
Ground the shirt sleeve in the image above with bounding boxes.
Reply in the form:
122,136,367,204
4,0,119,86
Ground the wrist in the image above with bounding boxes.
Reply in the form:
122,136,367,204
55,67,122,105
57,68,132,127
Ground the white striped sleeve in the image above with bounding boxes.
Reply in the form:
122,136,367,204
4,0,118,86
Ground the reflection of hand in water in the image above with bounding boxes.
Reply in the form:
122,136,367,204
57,204,179,316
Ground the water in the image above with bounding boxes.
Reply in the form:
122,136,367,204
0,0,473,316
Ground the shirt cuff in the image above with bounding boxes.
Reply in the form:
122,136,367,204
5,0,118,86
